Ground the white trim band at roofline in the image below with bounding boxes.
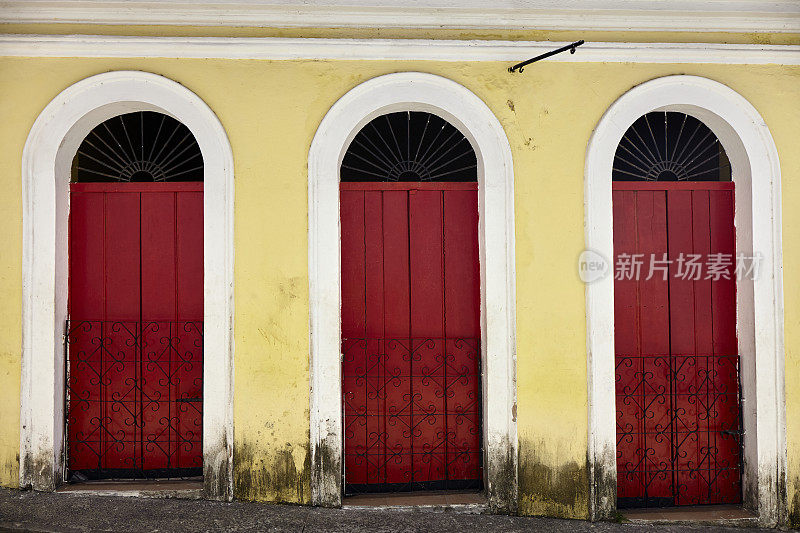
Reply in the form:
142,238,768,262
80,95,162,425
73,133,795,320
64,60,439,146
1,0,798,33
0,35,799,65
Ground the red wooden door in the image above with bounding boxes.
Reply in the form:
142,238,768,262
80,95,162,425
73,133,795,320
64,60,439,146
341,182,481,493
67,182,203,477
614,182,741,507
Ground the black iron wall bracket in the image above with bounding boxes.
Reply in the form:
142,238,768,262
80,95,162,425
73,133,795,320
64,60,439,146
508,40,585,73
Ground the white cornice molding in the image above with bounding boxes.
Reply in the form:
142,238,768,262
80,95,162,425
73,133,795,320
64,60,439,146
1,1,799,34
1,35,799,65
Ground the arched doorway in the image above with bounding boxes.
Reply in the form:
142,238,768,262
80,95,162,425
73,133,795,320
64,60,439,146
584,76,787,525
66,111,204,480
20,72,234,500
308,72,517,510
340,111,481,493
612,111,741,507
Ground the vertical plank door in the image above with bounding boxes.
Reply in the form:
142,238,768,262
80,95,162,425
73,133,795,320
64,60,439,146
614,182,741,507
68,182,203,477
341,182,481,493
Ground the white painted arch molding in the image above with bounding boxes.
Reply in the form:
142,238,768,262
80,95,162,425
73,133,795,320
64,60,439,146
585,75,786,526
308,72,518,510
20,71,235,500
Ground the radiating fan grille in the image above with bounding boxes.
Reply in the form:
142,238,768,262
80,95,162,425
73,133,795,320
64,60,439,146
73,111,203,182
341,111,477,182
613,111,731,182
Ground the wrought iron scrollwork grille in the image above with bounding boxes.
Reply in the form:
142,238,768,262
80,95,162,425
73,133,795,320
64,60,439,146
65,320,203,479
342,337,483,494
615,353,743,507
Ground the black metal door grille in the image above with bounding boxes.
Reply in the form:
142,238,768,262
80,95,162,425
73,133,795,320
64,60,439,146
342,337,483,494
64,320,203,480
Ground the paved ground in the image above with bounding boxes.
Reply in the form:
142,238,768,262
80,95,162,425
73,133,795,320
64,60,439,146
0,488,774,533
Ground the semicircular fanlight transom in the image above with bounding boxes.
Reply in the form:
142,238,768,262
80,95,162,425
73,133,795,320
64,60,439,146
613,111,731,182
73,111,203,182
341,111,477,182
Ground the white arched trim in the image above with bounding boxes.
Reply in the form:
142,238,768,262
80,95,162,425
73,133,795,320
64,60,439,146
20,71,235,500
308,72,517,510
585,75,786,526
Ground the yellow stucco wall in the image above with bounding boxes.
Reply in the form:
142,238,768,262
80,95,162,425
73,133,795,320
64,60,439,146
0,40,798,521
0,67,22,483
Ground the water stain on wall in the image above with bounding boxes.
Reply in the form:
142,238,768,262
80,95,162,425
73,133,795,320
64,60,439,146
233,440,311,504
518,442,589,519
790,476,800,528
2,455,18,488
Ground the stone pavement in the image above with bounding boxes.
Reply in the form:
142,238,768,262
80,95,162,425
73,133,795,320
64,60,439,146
0,488,774,533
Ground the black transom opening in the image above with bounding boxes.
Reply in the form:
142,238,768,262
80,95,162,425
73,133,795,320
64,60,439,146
341,111,477,182
613,111,732,182
72,111,203,183
129,170,155,182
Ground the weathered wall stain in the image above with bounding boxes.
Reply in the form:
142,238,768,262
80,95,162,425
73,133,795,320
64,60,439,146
21,451,55,492
518,441,589,519
310,439,341,507
487,437,518,514
790,475,800,529
588,444,617,521
778,469,788,528
3,455,18,489
233,440,311,504
740,456,759,516
203,431,232,501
